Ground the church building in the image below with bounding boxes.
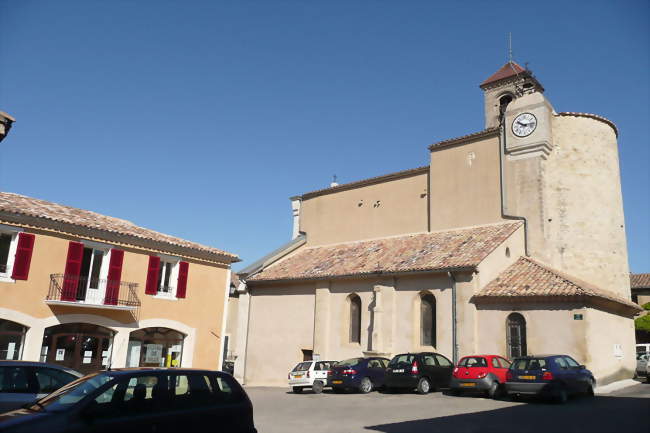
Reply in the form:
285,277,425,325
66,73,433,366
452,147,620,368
233,61,640,387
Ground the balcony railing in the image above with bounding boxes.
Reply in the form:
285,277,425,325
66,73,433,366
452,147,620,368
46,274,141,310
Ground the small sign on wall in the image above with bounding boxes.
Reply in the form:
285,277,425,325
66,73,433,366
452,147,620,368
56,349,65,361
613,344,623,359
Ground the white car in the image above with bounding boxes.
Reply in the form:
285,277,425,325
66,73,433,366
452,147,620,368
288,360,336,394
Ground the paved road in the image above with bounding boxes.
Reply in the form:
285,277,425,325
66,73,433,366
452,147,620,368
247,381,650,433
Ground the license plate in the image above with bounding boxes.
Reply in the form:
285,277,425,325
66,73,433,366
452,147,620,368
294,375,303,379
460,382,476,387
519,375,536,380
332,380,343,384
392,369,404,373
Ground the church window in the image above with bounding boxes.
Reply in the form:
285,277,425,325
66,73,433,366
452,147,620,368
506,313,527,358
349,294,361,344
498,94,514,122
420,294,436,347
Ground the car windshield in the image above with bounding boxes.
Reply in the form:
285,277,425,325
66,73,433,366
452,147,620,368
388,355,415,367
30,372,115,412
335,358,362,367
292,362,312,372
511,358,547,370
458,357,487,367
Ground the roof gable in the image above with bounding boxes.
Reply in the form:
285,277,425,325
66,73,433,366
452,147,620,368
481,61,526,87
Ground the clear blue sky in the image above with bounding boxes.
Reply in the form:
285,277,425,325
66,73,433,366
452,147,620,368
1,0,648,273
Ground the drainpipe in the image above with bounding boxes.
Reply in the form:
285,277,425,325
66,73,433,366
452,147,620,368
499,119,529,256
447,271,458,364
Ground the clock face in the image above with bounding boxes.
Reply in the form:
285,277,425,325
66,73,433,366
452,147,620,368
512,112,537,137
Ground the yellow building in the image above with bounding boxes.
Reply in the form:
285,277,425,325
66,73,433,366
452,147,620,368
234,62,641,387
0,192,238,374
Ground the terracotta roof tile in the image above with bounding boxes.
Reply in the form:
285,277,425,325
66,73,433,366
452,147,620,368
0,192,238,262
428,128,499,151
475,257,640,311
631,273,650,289
480,61,526,87
248,222,522,282
556,112,618,137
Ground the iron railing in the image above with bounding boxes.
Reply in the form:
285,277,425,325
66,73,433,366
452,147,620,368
47,274,141,308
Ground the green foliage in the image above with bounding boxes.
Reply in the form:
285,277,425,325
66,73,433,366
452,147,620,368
642,302,650,311
635,314,650,333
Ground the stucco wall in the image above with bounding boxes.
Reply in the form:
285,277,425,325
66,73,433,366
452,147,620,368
225,296,239,359
299,171,429,246
244,283,315,386
429,135,505,231
475,303,587,363
0,225,230,370
584,306,636,384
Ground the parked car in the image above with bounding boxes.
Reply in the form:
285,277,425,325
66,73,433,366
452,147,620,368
0,368,256,433
384,352,454,394
288,360,336,394
0,361,82,413
635,352,649,381
505,355,596,404
449,355,511,398
328,357,390,393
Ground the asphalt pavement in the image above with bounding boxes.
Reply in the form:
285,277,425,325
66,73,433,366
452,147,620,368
247,381,650,433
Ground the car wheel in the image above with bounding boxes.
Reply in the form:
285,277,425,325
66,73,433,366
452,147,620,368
359,377,373,394
312,380,324,394
585,382,595,397
333,387,344,394
487,381,500,399
555,386,568,404
292,386,303,394
416,377,431,395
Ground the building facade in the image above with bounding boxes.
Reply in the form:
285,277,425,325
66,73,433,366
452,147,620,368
0,192,238,374
234,62,640,387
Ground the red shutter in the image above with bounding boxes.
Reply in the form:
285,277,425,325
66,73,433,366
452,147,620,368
62,241,84,301
176,261,189,298
11,233,35,280
145,256,161,295
104,249,124,305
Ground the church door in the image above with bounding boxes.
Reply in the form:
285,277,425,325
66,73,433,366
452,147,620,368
506,313,527,359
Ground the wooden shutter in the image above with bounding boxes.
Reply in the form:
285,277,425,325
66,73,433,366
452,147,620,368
145,256,161,295
104,249,124,305
176,261,189,298
62,241,84,301
11,233,35,280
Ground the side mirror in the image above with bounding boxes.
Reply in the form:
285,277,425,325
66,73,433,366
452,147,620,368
579,365,586,370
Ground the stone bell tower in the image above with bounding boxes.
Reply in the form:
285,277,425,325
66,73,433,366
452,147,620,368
480,61,544,129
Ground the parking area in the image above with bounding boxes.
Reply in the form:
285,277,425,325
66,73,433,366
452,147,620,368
247,382,650,433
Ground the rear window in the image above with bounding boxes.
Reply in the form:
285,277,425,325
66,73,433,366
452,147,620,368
335,358,362,367
458,357,487,368
292,362,312,372
512,358,547,370
389,354,415,367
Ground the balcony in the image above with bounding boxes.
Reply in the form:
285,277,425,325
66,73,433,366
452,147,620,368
46,274,141,311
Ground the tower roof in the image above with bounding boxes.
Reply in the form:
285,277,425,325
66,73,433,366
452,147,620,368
480,61,527,87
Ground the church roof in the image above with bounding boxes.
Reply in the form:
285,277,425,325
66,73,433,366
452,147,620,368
0,191,239,263
480,61,526,87
247,222,522,283
631,273,650,289
474,257,641,312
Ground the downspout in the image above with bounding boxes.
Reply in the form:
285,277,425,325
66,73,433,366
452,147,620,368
447,271,458,364
499,117,529,256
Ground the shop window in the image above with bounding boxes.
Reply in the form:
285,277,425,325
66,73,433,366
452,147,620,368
42,323,114,375
126,327,185,368
0,319,27,360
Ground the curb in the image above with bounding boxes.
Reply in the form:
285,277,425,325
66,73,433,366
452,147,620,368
594,378,639,395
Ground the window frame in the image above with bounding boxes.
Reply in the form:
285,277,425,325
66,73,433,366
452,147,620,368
154,254,180,299
0,224,23,283
420,293,436,347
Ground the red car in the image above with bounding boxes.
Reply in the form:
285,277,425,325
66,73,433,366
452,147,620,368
449,354,511,398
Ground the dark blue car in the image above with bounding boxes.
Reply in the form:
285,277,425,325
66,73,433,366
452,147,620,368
505,354,596,403
327,357,390,393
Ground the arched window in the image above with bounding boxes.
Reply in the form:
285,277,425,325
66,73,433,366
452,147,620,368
349,295,361,343
498,94,514,122
506,313,527,358
127,327,185,368
0,319,27,360
420,294,436,347
41,323,114,374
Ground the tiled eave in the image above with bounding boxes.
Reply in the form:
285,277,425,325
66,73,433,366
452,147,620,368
428,128,500,151
0,211,237,265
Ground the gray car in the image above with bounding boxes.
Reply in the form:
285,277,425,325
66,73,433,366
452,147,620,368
0,361,82,413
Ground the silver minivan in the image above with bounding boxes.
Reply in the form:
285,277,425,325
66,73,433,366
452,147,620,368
0,361,82,413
